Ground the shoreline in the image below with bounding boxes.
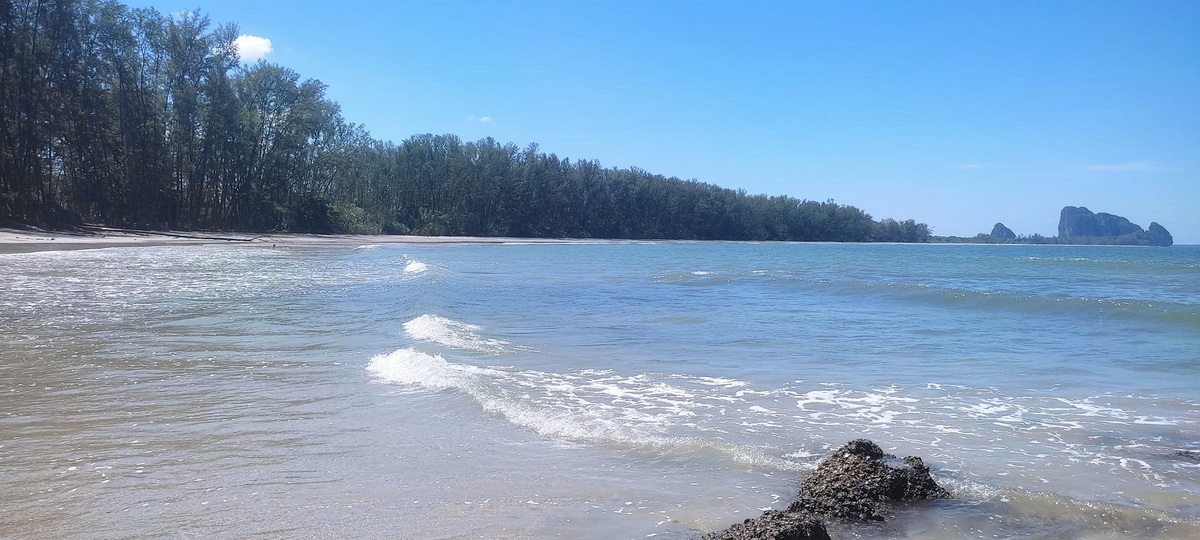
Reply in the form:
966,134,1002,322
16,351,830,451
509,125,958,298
4,228,1190,256
0,227,600,255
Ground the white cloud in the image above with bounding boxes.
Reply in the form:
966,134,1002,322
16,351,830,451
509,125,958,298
479,116,493,123
1084,161,1162,172
234,35,273,63
467,115,494,123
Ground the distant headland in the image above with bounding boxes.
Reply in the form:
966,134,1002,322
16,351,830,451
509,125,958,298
933,206,1173,246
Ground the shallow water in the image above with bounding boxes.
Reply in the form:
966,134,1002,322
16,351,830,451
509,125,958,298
2,242,1197,538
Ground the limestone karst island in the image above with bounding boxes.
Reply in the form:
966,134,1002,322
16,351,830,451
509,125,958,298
937,206,1174,246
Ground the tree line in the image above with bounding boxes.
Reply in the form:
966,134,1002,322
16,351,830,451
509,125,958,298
1,0,931,242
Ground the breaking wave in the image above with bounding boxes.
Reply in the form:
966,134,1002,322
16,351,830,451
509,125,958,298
402,314,520,354
365,347,806,470
367,341,1200,494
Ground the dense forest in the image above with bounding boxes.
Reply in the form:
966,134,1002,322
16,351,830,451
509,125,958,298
1,0,932,242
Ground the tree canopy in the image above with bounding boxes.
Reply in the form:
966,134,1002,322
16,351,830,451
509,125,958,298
1,0,931,242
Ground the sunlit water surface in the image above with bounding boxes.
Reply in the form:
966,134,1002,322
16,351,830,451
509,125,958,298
2,242,1198,538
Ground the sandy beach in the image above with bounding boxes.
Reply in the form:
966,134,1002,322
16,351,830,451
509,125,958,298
0,227,594,255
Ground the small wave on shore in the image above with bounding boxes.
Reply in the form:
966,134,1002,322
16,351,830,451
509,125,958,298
403,260,428,274
402,314,520,354
367,324,1200,522
365,343,1200,538
365,345,805,471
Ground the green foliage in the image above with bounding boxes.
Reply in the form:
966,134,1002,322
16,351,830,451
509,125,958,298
873,218,931,243
287,196,374,234
332,202,376,234
0,1,930,243
288,195,339,233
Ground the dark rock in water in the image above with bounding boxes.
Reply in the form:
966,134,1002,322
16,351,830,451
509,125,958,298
789,439,949,521
1174,450,1200,462
703,510,830,540
990,222,1016,240
706,440,949,539
1147,222,1174,247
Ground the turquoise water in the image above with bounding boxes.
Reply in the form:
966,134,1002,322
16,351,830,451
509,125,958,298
2,242,1198,538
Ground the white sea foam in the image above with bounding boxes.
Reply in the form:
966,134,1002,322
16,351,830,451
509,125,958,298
366,348,804,470
367,339,1197,493
353,244,380,250
366,347,475,388
1053,397,1125,416
937,475,1006,500
403,314,515,354
788,387,923,426
403,260,429,274
692,376,746,387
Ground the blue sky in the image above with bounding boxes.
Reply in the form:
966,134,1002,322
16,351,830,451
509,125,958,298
124,0,1199,243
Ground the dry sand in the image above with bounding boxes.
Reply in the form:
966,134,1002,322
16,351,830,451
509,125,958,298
0,227,593,255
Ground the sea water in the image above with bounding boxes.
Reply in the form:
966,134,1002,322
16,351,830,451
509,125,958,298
1,242,1197,538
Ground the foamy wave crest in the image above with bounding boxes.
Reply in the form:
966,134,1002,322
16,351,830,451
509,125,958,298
366,347,501,389
352,244,380,250
403,260,428,274
403,314,517,354
366,348,1200,490
366,349,805,470
774,383,1200,491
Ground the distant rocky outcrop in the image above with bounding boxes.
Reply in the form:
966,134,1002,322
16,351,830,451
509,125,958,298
990,223,1016,240
1059,206,1141,238
706,440,949,540
1058,206,1172,246
1147,222,1174,247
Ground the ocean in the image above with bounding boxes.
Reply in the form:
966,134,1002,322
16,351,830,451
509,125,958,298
2,241,1197,538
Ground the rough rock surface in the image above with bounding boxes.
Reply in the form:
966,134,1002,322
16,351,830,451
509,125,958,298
703,510,830,540
1174,450,1200,462
990,222,1016,240
789,439,949,521
706,440,949,539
